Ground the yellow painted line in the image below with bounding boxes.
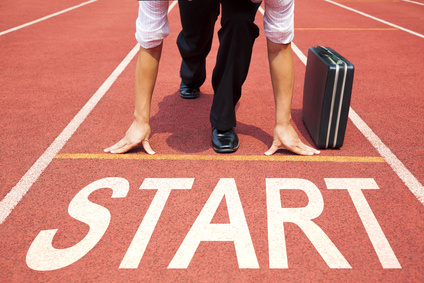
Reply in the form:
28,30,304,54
295,28,398,31
55,153,385,163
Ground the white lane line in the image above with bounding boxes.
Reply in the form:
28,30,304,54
0,45,139,225
0,0,98,36
291,42,307,65
401,0,424,6
324,0,424,39
259,8,424,204
258,6,265,15
169,0,178,11
348,109,424,204
0,2,178,225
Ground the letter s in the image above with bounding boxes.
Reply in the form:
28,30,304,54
26,177,129,271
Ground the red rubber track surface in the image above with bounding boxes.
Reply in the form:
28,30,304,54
0,0,138,200
1,0,423,281
294,0,424,186
0,0,89,31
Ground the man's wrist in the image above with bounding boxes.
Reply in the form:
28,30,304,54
275,116,292,127
134,111,150,124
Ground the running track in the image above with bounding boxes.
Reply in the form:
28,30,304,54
1,0,423,281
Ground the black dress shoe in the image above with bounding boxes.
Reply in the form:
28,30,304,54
179,81,200,99
212,127,240,153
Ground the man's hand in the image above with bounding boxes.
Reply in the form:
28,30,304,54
104,120,155,154
265,122,320,156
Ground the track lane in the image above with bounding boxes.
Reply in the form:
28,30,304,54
0,0,94,32
1,0,424,282
0,0,138,200
326,0,424,35
1,157,423,280
294,0,424,187
0,0,98,36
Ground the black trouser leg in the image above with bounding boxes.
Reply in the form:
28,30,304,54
177,0,220,88
210,0,260,130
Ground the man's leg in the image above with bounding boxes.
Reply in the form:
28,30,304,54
210,0,260,153
210,0,260,130
177,0,219,98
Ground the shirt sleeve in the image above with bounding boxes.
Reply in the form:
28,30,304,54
135,1,170,49
263,0,295,44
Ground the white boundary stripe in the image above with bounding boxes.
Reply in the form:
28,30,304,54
348,109,424,203
0,0,98,36
259,8,424,204
291,42,307,65
324,0,424,39
401,0,424,6
0,44,139,224
169,0,178,11
258,6,265,15
0,1,178,225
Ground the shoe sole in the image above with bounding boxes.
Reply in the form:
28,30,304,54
212,141,240,153
179,92,200,99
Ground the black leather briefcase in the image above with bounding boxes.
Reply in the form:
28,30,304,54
302,46,354,149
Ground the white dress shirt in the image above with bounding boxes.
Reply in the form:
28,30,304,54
135,0,294,49
262,0,295,44
135,1,169,49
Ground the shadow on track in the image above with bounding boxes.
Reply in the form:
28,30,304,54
128,91,273,154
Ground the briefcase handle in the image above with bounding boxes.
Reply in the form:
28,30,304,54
315,46,344,65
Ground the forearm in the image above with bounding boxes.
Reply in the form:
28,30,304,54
134,44,163,123
265,39,320,156
267,39,294,126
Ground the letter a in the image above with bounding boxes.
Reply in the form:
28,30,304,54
169,178,259,269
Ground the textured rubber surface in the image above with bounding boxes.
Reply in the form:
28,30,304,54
1,0,423,281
